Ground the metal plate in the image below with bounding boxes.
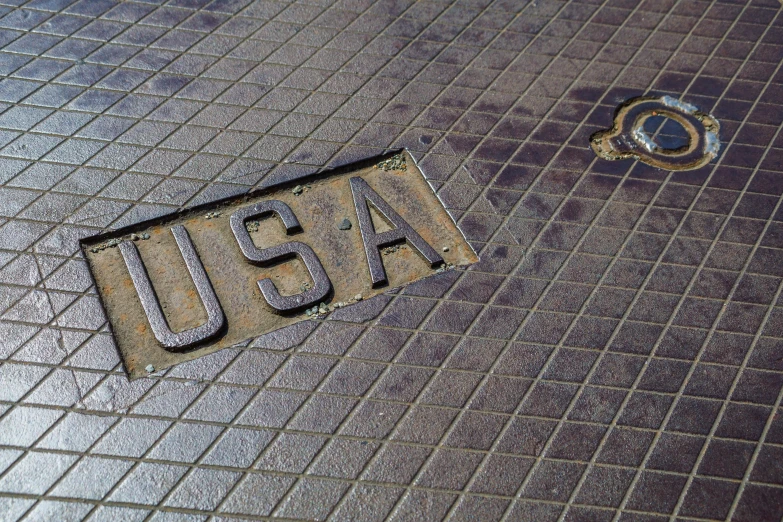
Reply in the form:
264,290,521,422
82,151,476,378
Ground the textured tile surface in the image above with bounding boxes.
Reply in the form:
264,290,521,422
0,0,783,520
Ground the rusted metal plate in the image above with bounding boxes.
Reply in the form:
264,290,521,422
82,150,477,378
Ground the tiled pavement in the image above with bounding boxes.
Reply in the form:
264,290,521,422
1,0,783,520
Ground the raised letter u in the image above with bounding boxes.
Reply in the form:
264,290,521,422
119,225,225,351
